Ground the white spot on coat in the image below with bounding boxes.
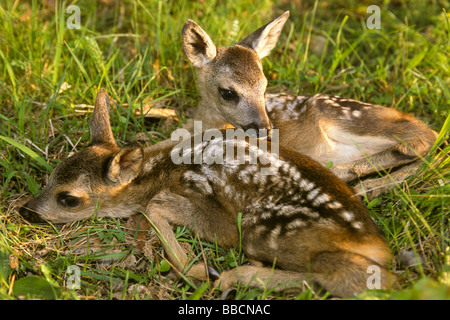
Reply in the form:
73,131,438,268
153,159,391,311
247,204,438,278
312,193,330,207
341,211,354,221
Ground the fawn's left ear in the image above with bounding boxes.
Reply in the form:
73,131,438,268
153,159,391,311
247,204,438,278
107,143,144,185
238,11,290,59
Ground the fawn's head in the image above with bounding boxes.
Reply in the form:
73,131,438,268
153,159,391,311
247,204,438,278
182,11,289,132
19,90,145,224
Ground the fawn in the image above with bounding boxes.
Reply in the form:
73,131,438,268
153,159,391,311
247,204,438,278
20,89,396,297
182,11,439,198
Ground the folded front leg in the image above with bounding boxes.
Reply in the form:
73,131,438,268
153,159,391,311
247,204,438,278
330,131,437,184
352,160,421,200
145,191,211,281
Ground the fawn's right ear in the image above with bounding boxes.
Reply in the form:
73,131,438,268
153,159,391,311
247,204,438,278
90,89,117,147
182,19,217,67
107,142,144,186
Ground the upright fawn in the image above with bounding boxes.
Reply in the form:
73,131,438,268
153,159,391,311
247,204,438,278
182,11,439,198
20,90,395,297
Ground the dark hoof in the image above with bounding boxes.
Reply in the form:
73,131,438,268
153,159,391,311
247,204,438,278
207,266,221,280
220,288,237,300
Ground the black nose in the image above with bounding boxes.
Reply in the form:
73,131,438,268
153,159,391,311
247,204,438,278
242,123,272,138
19,205,45,223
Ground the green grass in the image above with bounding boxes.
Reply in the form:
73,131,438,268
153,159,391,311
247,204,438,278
0,0,449,300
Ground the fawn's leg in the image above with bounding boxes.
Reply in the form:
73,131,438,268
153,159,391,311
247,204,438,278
145,191,212,281
215,251,396,298
351,140,447,199
351,161,421,199
214,265,308,293
330,144,424,183
146,190,238,281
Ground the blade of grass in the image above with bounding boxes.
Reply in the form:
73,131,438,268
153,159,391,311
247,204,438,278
0,135,53,171
52,1,65,86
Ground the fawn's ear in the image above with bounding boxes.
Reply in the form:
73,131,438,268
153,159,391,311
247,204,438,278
107,143,144,185
238,11,289,59
90,89,117,147
182,19,217,67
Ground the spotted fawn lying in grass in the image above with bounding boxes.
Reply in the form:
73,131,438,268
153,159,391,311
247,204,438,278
20,89,396,297
182,11,438,198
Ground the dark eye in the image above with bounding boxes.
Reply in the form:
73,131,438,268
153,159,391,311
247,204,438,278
57,192,81,208
219,88,239,102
